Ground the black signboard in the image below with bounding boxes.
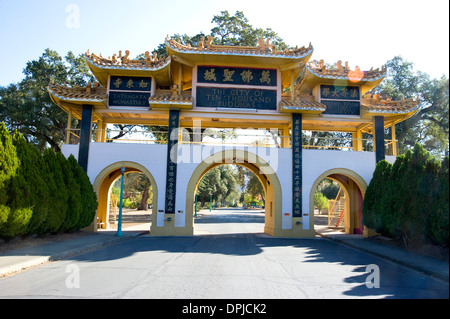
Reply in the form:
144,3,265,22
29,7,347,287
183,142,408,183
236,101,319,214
108,76,152,108
321,100,361,116
109,76,152,92
320,85,360,100
320,85,361,116
198,66,277,87
165,110,179,214
196,87,277,110
108,91,151,107
292,113,302,218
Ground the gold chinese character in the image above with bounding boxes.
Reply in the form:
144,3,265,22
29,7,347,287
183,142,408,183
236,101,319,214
113,78,122,88
223,69,235,82
341,88,348,98
260,70,271,84
126,79,134,89
204,69,217,81
241,70,253,83
322,87,330,97
350,88,358,98
138,80,149,88
332,88,340,97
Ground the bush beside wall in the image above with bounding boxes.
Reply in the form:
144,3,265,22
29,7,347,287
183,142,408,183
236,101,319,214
363,143,449,247
0,122,97,239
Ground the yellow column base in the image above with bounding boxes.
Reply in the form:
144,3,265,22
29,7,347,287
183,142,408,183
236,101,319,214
363,226,380,238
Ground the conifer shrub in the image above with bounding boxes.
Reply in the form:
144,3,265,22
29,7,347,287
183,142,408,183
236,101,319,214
363,143,449,247
1,173,33,238
58,152,81,232
42,148,68,234
12,131,50,235
69,155,97,229
0,122,18,232
362,159,392,234
0,122,98,238
428,157,449,245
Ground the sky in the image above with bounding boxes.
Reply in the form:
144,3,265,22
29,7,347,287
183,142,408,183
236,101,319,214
0,0,448,87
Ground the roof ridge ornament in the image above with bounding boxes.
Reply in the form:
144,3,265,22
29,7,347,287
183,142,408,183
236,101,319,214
307,59,386,82
166,36,313,59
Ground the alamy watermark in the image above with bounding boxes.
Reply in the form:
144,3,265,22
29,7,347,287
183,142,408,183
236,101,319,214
365,264,380,289
170,128,280,173
65,4,80,29
65,264,80,289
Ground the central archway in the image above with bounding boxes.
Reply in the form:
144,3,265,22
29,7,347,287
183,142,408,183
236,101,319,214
185,149,282,236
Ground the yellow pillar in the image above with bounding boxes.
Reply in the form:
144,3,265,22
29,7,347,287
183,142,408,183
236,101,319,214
353,130,363,152
65,110,72,144
290,71,295,100
178,64,183,95
101,122,107,143
281,125,290,148
391,123,398,156
96,120,103,143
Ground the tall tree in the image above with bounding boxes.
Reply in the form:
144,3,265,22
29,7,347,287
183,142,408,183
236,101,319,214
196,165,238,206
155,10,288,57
370,56,449,156
211,10,288,49
0,49,95,152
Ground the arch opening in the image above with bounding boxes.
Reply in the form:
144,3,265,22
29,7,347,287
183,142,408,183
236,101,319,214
185,150,282,237
192,163,266,235
310,168,367,235
92,162,158,232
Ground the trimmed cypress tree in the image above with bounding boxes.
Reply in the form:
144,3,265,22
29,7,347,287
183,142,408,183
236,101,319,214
42,149,67,233
362,159,392,234
429,156,449,245
0,122,19,236
0,128,34,238
364,143,449,247
68,155,97,229
389,153,409,240
12,131,50,235
58,153,81,232
0,122,19,185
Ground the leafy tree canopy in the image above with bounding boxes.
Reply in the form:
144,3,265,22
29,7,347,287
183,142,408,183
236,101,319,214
370,56,449,157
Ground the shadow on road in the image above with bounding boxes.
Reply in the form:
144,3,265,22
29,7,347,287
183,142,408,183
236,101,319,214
63,230,448,299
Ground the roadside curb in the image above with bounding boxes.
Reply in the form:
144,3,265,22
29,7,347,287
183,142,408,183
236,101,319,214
48,231,146,261
317,232,449,282
0,231,146,278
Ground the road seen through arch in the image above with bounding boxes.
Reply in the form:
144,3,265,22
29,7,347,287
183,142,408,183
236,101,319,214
194,208,265,235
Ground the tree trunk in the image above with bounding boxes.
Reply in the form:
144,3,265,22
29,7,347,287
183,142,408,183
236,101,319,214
138,187,149,210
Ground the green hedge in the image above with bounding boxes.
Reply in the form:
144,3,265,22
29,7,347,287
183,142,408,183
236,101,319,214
0,122,97,239
363,143,449,246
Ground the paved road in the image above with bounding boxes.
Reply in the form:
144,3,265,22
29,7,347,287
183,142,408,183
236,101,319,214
0,209,448,299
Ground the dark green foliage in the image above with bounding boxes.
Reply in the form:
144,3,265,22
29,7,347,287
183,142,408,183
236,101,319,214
363,143,449,246
0,125,35,237
0,123,98,238
0,122,19,185
58,153,81,232
69,155,97,229
362,160,393,233
42,149,68,234
0,122,19,231
12,131,50,235
428,157,449,245
1,174,33,238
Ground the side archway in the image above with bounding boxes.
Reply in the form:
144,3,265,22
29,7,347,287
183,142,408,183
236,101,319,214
309,168,367,234
91,161,158,232
185,149,283,236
